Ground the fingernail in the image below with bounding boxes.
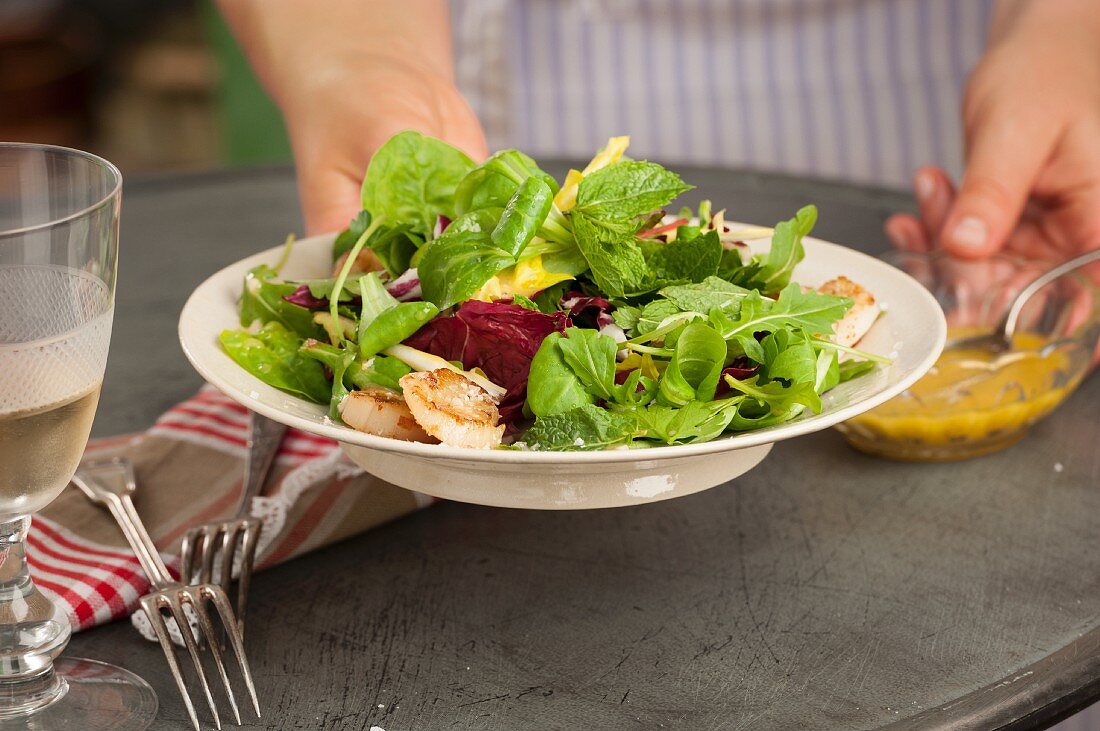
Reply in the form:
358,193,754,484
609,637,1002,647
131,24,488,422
915,171,935,201
951,216,987,251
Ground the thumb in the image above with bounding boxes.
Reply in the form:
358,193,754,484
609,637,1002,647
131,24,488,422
941,111,1055,259
297,165,362,237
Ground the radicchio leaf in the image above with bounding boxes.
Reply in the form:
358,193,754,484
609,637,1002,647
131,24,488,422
283,285,329,310
561,291,615,329
404,300,569,426
714,358,760,397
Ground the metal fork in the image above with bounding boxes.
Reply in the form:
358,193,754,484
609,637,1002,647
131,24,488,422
180,412,287,637
72,458,261,731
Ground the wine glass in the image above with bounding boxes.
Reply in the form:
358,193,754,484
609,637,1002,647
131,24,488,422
0,144,157,728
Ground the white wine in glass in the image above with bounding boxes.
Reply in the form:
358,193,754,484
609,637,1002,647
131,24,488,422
0,144,157,729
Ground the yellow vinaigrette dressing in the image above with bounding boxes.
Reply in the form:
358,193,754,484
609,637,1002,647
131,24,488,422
842,328,1083,461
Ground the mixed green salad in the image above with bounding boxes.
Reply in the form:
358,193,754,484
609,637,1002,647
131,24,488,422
221,132,887,451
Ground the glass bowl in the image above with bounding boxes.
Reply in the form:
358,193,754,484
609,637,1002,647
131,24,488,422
836,250,1100,461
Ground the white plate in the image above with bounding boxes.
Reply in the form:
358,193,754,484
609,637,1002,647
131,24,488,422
179,231,945,509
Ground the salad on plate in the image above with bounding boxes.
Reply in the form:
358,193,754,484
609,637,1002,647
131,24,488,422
220,132,888,451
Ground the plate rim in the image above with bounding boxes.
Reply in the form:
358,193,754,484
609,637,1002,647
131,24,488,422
178,232,946,464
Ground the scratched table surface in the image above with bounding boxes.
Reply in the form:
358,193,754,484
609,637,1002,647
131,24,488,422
68,164,1100,730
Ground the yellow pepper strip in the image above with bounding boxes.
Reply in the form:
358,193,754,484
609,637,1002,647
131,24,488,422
553,136,631,212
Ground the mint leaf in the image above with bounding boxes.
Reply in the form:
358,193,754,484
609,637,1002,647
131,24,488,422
659,276,750,315
612,304,642,333
643,231,722,286
525,404,637,451
572,212,648,298
574,161,692,220
635,299,681,336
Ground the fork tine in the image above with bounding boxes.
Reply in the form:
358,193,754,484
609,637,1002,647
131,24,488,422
218,528,237,595
199,528,221,585
168,594,222,730
142,595,202,731
180,531,197,584
188,588,242,726
235,523,262,637
204,585,261,718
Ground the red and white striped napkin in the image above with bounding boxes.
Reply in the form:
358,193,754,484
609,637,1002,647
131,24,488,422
32,386,431,632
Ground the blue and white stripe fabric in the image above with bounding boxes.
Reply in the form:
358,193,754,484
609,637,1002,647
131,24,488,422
451,0,995,189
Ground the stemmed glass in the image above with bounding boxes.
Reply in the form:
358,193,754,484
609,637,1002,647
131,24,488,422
0,144,157,728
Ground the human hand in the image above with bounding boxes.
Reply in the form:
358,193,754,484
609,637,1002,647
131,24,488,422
217,0,487,236
279,52,487,235
885,1,1100,265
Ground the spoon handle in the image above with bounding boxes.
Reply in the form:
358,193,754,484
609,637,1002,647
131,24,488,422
1001,249,1100,340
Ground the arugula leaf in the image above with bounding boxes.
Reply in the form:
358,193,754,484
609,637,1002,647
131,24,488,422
710,284,850,342
360,131,475,235
220,322,329,403
239,265,326,340
659,276,750,315
525,404,637,451
657,322,727,406
574,161,692,219
635,399,742,444
838,358,876,383
526,332,595,417
333,211,372,261
643,231,722,286
418,230,516,309
723,373,822,419
572,212,648,299
512,294,540,311
759,204,817,291
556,328,618,401
760,329,818,386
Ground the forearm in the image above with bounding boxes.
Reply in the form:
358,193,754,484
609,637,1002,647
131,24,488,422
989,0,1100,44
214,0,456,109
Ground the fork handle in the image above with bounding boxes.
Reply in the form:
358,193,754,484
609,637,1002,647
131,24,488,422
73,473,175,589
237,413,288,519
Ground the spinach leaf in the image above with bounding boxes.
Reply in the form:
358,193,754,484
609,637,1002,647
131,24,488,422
417,230,516,309
524,403,637,451
759,204,817,291
657,322,726,406
491,176,554,258
526,332,595,417
239,265,326,340
360,131,475,235
448,208,504,234
454,149,558,215
556,328,618,401
574,161,692,219
220,322,330,403
572,212,648,298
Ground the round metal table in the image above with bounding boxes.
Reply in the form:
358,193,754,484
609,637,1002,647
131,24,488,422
68,164,1100,730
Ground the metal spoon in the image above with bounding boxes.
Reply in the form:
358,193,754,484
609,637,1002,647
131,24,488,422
946,248,1100,352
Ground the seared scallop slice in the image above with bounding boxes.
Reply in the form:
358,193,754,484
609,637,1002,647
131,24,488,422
818,276,880,347
399,369,505,450
338,388,435,443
